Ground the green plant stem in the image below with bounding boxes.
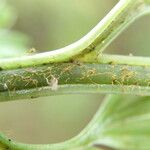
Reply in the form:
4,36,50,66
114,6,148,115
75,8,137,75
0,0,149,70
1,84,150,102
0,63,150,101
0,95,133,150
78,54,150,67
1,95,149,150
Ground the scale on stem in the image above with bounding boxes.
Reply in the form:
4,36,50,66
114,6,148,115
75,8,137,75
45,75,58,91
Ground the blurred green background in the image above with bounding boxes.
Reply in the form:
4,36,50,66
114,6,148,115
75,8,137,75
0,0,149,144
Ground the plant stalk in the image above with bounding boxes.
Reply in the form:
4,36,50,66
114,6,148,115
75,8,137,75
0,0,149,70
0,63,150,101
78,54,150,67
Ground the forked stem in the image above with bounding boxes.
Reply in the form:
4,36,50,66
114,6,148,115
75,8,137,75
0,0,149,70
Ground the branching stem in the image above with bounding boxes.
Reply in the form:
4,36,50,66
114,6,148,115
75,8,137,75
0,0,149,70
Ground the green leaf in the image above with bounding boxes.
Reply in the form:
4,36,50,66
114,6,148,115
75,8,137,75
0,95,149,150
0,30,31,58
0,0,16,29
0,0,31,58
94,95,150,150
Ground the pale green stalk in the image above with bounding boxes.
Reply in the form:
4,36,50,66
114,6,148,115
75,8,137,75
0,0,149,70
0,63,150,101
78,54,150,67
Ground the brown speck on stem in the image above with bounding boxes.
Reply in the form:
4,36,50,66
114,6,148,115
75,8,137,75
26,48,37,54
8,139,11,142
109,61,116,65
94,144,117,150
